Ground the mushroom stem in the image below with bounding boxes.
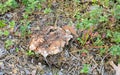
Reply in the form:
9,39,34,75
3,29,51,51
44,57,51,69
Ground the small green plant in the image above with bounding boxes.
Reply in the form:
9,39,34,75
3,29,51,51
23,13,29,19
44,8,52,14
106,30,112,38
0,20,6,28
113,4,120,19
92,0,98,3
112,32,120,44
99,48,106,55
20,21,31,37
76,19,93,30
74,12,81,20
106,30,120,44
0,0,18,14
80,64,90,73
76,5,108,30
5,39,14,49
101,0,109,7
77,36,89,46
77,37,85,45
109,45,120,56
99,14,108,22
5,0,18,7
15,47,19,52
74,0,80,3
77,29,92,45
93,37,104,46
9,20,15,28
0,30,9,36
24,0,38,14
3,30,10,36
26,50,34,56
22,0,45,14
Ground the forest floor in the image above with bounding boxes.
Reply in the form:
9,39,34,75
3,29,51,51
0,0,120,75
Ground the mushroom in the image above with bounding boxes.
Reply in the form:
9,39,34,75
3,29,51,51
29,26,77,58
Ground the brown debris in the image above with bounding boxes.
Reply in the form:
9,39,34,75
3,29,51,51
62,25,78,37
29,26,77,57
109,61,120,75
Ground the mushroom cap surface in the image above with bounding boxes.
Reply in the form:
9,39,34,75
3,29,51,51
29,26,76,57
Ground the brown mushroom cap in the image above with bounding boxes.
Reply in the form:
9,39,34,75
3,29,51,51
29,26,76,57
